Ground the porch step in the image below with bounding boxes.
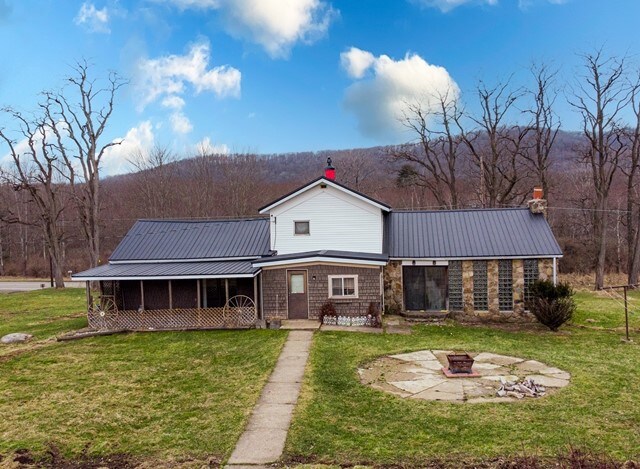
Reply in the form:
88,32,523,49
400,311,450,322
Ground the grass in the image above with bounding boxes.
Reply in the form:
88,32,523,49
0,289,288,462
573,289,640,330
0,288,88,339
286,295,640,465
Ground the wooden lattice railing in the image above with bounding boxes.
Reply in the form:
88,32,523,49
87,306,257,331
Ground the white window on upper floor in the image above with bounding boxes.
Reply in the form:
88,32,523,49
294,220,310,235
328,275,358,298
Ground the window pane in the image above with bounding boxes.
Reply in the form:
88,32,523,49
290,274,305,294
448,261,463,311
294,221,309,234
331,278,342,296
343,277,355,295
473,260,488,311
498,260,513,311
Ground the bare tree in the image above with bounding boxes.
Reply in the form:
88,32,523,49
392,91,463,208
459,79,531,208
522,63,561,201
44,61,127,268
127,145,178,218
621,74,640,286
0,109,67,287
568,50,630,290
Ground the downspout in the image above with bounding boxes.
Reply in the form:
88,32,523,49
553,258,557,286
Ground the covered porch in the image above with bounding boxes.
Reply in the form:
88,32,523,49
73,261,261,331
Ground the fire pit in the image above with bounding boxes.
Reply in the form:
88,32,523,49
447,353,475,373
441,353,480,378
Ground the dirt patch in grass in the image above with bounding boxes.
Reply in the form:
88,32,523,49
2,444,224,468
285,448,639,468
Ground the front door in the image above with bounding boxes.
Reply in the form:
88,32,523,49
288,270,308,319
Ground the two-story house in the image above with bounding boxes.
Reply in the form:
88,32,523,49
73,159,562,330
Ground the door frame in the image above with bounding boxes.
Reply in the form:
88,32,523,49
286,269,309,319
402,265,449,312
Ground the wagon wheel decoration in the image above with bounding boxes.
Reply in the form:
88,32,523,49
88,296,118,330
224,295,256,326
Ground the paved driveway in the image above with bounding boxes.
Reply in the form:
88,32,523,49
0,281,84,293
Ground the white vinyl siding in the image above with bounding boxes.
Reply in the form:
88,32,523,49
268,184,384,254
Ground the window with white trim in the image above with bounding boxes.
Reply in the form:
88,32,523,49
328,275,358,298
294,221,310,235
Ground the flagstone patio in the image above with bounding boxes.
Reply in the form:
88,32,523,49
358,350,570,403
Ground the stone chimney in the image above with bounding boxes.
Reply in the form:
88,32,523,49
527,187,547,216
324,157,335,181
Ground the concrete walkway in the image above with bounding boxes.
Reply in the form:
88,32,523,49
227,330,313,466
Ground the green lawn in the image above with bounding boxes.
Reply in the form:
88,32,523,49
573,289,640,330
286,295,640,465
0,288,88,339
0,289,288,463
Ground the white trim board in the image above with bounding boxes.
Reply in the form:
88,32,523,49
253,256,387,268
72,272,260,281
259,178,390,214
391,255,563,261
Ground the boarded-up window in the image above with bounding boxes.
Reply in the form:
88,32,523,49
473,260,488,311
498,260,513,311
448,261,463,311
524,259,539,304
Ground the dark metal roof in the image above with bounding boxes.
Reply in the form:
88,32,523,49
72,260,259,280
253,250,389,265
109,218,270,262
386,208,562,258
258,176,391,213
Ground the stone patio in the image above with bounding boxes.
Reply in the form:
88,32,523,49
358,350,570,403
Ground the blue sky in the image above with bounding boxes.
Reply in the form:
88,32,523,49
1,0,639,174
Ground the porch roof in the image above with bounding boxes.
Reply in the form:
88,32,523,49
72,260,260,281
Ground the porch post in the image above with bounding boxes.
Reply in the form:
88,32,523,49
85,281,91,310
196,279,201,309
202,279,207,308
168,280,173,309
253,275,259,319
140,280,145,310
225,278,229,304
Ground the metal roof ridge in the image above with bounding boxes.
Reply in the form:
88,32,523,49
392,207,531,214
135,216,269,223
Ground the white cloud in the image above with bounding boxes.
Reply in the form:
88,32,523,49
135,40,240,136
159,0,336,58
412,0,564,12
170,112,193,134
342,48,459,141
74,2,110,33
102,121,155,175
135,39,241,110
193,137,229,155
340,47,376,79
161,95,186,110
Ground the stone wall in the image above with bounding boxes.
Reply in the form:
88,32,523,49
382,260,403,314
262,264,382,320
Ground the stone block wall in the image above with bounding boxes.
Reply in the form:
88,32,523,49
383,260,403,314
382,257,555,323
262,264,383,320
